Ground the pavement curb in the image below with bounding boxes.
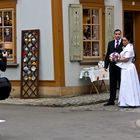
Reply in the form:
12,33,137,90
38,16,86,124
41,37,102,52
0,97,108,107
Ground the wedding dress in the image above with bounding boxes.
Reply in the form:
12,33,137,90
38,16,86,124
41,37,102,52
116,43,140,107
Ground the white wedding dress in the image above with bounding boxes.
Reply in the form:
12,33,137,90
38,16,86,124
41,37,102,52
116,44,140,107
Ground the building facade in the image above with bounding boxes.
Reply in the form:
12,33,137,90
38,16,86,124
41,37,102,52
0,0,140,98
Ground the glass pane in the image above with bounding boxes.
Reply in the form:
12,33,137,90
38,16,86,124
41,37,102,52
92,42,99,56
0,43,4,50
92,25,99,40
5,48,13,58
83,42,92,56
92,9,99,24
0,12,2,26
83,25,91,40
83,9,90,24
4,11,12,26
4,27,12,42
0,28,2,42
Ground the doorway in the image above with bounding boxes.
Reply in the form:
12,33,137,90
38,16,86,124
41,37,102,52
124,12,134,43
124,11,140,77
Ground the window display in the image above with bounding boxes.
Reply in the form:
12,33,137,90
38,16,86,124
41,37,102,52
83,8,101,58
0,9,15,62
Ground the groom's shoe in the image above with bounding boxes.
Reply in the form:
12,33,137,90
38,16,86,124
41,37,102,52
104,102,115,106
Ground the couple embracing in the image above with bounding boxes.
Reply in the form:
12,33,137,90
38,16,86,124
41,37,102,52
104,29,140,107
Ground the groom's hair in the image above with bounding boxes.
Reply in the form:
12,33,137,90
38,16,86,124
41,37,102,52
114,29,121,34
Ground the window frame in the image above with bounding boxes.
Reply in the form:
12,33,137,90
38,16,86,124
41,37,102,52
80,0,105,65
0,0,17,64
82,6,103,60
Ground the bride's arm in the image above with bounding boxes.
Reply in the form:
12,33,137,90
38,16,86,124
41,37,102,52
118,57,129,62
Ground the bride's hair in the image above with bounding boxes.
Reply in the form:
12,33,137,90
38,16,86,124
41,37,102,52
124,34,130,41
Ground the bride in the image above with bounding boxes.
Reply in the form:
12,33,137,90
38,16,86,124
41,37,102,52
116,35,140,107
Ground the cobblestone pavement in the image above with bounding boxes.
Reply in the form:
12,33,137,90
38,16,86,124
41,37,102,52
0,92,140,114
0,93,109,107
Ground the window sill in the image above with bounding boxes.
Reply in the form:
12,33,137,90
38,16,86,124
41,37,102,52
7,63,19,68
80,60,99,65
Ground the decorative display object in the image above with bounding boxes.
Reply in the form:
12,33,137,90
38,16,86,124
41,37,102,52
20,29,40,98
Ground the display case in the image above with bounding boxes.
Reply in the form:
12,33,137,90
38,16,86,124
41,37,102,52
20,29,40,99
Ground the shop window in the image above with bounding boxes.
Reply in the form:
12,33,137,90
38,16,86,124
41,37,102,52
69,4,104,62
83,8,102,58
0,9,15,63
0,0,17,64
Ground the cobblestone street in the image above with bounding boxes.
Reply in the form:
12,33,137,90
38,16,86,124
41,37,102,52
0,92,140,114
0,93,109,107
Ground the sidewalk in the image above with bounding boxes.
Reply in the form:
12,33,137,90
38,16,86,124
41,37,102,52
0,92,109,107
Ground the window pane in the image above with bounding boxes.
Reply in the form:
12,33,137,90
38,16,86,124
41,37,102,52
83,42,92,56
92,25,99,40
4,11,12,26
4,27,12,42
0,28,2,42
0,43,3,50
0,12,2,26
92,42,99,56
92,9,99,24
5,48,13,58
83,25,91,40
83,9,90,24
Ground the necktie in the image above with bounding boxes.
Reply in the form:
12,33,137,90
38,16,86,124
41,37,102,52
116,40,119,48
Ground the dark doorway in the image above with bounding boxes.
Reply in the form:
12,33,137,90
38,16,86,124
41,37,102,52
124,12,134,43
124,11,140,78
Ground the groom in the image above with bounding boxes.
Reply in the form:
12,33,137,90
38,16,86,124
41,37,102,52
104,29,123,106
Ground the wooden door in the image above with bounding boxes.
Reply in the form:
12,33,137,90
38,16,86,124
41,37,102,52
134,11,140,78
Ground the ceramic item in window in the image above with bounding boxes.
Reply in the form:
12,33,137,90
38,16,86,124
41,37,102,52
32,61,37,66
28,76,32,81
24,38,28,42
23,57,28,63
28,43,32,47
27,70,31,75
31,66,36,72
28,33,32,38
24,75,28,81
32,46,36,51
25,47,29,51
23,66,29,72
28,38,32,42
32,37,36,43
31,56,36,61
28,52,32,57
94,46,99,56
28,61,31,65
32,75,36,81
94,51,99,56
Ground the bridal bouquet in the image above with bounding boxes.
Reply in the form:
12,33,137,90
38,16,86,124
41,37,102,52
109,52,120,62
